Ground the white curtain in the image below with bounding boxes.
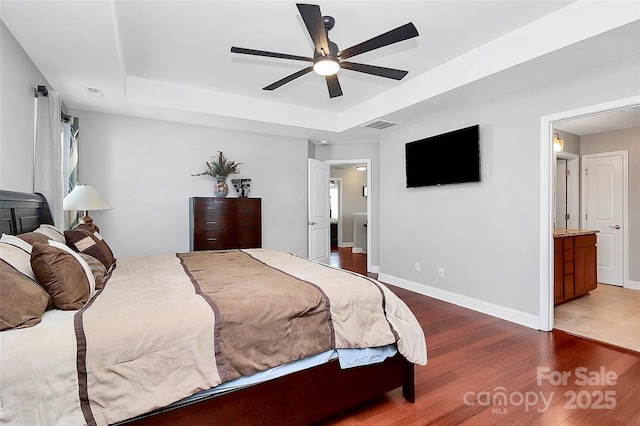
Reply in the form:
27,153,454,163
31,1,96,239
34,90,64,228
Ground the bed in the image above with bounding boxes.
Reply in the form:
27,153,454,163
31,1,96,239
0,190,426,426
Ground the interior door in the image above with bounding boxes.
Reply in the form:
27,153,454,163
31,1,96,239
583,153,624,286
555,158,568,228
307,158,330,264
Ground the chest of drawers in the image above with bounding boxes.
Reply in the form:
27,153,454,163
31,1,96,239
189,197,261,251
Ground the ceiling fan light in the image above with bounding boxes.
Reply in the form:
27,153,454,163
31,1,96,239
313,58,340,76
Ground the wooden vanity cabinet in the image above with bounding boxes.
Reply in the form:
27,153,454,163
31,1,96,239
554,233,597,305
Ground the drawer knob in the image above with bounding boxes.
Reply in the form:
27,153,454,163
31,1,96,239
207,238,217,241
207,221,217,224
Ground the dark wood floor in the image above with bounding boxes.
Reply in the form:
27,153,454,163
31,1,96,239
323,248,640,425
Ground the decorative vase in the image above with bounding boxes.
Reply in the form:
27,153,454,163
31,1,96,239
214,176,229,197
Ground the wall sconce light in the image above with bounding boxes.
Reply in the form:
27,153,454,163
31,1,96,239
553,133,564,152
355,165,367,172
63,184,112,232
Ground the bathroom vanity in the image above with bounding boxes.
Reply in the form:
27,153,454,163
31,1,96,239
553,229,598,305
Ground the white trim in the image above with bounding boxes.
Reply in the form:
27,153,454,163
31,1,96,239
380,273,541,330
329,177,343,248
581,150,629,288
338,242,354,248
555,151,579,229
326,159,372,273
626,280,640,291
539,95,640,332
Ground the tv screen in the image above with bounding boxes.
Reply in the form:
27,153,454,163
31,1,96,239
405,125,480,187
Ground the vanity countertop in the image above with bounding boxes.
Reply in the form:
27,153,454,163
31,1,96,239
554,228,599,238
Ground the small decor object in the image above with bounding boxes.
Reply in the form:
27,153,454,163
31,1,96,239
232,178,252,197
192,151,242,198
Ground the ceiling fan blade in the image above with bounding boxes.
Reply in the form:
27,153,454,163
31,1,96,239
340,61,409,80
338,23,419,60
231,46,313,62
263,67,314,91
297,3,330,56
325,74,343,98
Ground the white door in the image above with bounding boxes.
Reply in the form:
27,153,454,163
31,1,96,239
583,153,625,286
555,158,568,228
308,158,330,264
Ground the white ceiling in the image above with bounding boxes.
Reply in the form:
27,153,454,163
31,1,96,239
1,0,639,143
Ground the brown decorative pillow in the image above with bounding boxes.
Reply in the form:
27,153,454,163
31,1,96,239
30,242,93,310
17,232,51,245
64,228,115,272
79,253,107,290
0,259,51,331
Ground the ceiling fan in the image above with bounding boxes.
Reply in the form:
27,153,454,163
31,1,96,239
230,3,419,98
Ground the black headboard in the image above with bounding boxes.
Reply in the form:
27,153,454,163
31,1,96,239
0,190,54,235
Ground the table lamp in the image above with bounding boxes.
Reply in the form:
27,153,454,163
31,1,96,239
63,184,112,232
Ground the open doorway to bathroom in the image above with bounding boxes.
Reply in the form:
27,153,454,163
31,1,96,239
543,97,640,352
327,160,371,275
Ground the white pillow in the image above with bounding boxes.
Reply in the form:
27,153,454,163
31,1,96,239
34,224,65,243
0,233,34,253
0,237,35,279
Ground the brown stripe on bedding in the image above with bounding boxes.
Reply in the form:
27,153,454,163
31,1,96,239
74,295,100,426
177,250,333,382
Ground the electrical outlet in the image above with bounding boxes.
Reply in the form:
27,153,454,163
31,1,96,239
438,267,445,278
415,262,421,272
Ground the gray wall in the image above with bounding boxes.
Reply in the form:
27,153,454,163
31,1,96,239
581,127,640,282
69,110,309,258
0,22,51,192
378,55,639,318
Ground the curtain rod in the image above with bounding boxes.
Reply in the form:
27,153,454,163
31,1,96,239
35,85,72,123
34,85,48,97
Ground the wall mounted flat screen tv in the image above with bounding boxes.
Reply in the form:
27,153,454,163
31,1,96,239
405,124,480,187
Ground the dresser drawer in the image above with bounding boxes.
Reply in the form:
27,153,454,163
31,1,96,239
194,230,261,250
197,214,241,231
194,200,259,216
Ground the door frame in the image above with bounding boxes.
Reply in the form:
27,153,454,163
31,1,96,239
329,177,343,247
581,150,629,287
538,95,640,331
325,158,372,273
554,152,579,229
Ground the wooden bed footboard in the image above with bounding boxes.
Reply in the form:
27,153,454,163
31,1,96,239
120,352,415,426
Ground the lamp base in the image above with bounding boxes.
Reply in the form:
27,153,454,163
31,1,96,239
78,213,100,233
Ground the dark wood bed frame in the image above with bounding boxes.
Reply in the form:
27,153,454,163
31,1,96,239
0,190,415,426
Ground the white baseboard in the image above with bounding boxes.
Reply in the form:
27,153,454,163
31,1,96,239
352,247,365,254
626,280,640,290
369,265,380,274
338,242,354,248
378,273,542,330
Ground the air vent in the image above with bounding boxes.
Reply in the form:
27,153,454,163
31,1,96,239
85,87,104,97
360,119,398,130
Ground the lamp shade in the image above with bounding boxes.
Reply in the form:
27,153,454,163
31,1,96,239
63,184,112,211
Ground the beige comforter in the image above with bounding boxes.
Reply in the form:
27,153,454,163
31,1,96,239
0,249,426,426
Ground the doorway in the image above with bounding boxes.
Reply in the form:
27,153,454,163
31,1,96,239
539,95,639,331
326,159,372,272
